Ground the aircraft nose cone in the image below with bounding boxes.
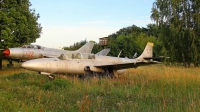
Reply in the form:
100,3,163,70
21,62,28,68
21,59,58,73
2,49,10,57
21,60,43,71
21,61,33,69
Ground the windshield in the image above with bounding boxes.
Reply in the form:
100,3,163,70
21,45,42,49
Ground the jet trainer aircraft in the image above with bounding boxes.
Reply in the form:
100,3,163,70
2,42,94,62
21,42,163,80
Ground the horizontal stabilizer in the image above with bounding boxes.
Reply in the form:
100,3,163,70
144,56,170,60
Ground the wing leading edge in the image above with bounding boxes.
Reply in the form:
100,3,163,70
93,61,162,70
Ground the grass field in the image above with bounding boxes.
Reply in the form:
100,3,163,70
0,60,200,111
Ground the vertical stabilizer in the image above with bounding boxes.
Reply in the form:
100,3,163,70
76,42,94,53
95,48,110,56
136,42,153,60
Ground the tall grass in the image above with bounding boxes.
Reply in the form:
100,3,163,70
0,62,200,111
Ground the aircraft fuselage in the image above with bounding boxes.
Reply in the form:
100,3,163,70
21,56,138,75
3,48,66,61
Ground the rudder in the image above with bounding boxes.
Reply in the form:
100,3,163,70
136,42,153,60
76,42,94,53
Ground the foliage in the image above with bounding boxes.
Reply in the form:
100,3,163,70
107,25,162,58
0,0,42,48
151,0,200,67
64,24,162,58
92,43,104,54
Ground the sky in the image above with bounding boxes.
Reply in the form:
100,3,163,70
30,0,155,48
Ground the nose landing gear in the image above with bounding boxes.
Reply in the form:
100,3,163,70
48,75,55,81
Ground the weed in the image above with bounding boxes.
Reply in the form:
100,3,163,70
0,64,200,111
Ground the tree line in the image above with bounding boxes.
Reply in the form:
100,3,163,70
64,24,163,59
0,0,199,68
66,0,200,67
151,0,200,67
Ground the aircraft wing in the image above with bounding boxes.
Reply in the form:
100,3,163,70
43,55,60,58
93,61,162,70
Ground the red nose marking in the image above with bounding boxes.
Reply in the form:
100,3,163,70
2,49,10,57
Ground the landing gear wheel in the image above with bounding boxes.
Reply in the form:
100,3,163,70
48,75,55,81
7,60,14,68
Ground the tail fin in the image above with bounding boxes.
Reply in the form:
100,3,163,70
95,48,110,56
76,42,94,53
136,42,153,61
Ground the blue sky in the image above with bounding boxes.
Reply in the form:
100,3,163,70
30,0,155,48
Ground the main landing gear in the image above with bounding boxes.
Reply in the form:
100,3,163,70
7,60,14,68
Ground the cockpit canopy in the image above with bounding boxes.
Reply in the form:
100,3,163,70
58,53,95,60
21,45,43,49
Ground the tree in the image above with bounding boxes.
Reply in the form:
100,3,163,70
146,24,159,38
0,0,42,69
151,0,200,67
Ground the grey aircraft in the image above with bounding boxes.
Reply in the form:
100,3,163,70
2,42,94,62
21,42,163,80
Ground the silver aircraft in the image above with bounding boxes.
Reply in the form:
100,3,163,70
2,42,94,61
21,42,162,80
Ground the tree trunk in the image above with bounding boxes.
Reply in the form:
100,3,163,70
182,51,187,68
0,56,2,70
0,25,2,69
